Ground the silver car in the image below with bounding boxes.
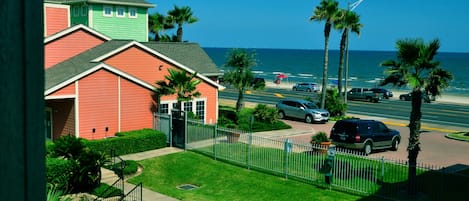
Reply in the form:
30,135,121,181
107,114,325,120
292,82,320,92
276,99,329,123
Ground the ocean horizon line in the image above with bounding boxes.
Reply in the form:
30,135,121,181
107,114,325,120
202,47,469,54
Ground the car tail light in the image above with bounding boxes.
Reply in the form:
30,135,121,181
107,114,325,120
355,135,361,142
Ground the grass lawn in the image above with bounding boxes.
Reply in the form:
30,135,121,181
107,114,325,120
447,131,469,141
127,151,364,201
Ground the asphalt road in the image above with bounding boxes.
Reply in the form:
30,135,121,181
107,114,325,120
219,87,469,131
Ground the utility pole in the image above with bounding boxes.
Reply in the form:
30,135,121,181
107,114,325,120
344,0,364,103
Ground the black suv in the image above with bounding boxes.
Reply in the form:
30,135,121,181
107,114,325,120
330,119,400,155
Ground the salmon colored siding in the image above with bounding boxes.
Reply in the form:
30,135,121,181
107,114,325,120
104,46,169,85
78,70,119,139
49,82,76,96
104,46,219,124
47,99,75,139
120,77,155,131
194,81,218,124
45,30,105,69
45,6,69,37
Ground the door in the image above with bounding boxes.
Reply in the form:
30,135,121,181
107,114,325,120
45,108,52,140
171,110,186,148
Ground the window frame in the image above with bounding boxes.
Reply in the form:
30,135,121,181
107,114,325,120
128,7,137,18
116,6,125,18
81,5,88,16
73,6,80,17
103,5,113,17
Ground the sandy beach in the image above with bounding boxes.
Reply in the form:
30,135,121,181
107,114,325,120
264,81,469,105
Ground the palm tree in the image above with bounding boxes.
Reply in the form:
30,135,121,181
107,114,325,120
148,12,174,41
334,9,362,97
310,0,340,109
154,69,201,112
223,49,264,112
167,5,198,42
380,38,453,196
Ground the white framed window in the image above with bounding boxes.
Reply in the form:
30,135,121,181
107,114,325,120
73,6,80,16
184,102,193,113
103,6,112,17
196,100,205,121
159,103,169,114
161,99,206,121
128,7,137,18
81,6,88,16
116,6,125,17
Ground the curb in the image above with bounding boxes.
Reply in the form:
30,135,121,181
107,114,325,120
445,133,469,142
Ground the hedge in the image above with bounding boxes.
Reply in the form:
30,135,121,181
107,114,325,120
46,157,74,191
84,128,167,156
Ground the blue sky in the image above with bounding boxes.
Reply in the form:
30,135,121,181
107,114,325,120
148,0,469,52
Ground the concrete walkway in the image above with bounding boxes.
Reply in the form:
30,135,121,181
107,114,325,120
101,147,184,201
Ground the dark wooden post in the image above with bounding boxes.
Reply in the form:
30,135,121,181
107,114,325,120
0,0,45,200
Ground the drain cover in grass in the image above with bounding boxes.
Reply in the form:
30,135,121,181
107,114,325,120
177,184,199,190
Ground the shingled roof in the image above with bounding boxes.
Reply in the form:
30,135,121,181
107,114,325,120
45,40,223,93
143,42,223,77
44,0,155,8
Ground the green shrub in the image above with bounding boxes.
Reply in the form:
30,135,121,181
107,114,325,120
85,128,167,156
252,104,278,124
219,106,237,122
50,135,85,159
45,140,55,157
49,136,107,193
91,183,122,198
315,89,347,117
46,157,74,192
311,132,330,143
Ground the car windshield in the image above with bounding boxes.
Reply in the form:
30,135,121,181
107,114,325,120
303,102,318,109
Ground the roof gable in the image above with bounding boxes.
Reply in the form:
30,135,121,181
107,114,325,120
46,40,224,95
44,24,111,44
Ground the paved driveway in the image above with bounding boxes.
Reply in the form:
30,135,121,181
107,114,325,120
276,118,469,167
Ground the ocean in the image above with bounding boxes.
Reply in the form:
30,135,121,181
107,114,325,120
203,48,469,96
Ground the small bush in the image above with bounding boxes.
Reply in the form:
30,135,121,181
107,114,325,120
315,89,347,117
46,157,74,191
91,183,122,198
252,104,278,124
312,131,330,143
50,135,85,159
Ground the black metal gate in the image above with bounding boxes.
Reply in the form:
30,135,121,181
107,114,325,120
171,110,186,148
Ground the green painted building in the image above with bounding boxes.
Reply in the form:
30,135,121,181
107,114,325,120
46,0,154,42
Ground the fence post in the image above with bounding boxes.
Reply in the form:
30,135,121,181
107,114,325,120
381,156,385,183
184,111,188,150
247,131,252,170
284,139,292,179
213,124,217,160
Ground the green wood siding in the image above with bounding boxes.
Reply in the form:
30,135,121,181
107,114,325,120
90,4,148,42
70,5,89,26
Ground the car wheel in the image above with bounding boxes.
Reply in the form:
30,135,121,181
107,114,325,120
307,88,311,92
400,96,405,101
305,115,313,123
293,87,297,91
363,142,372,155
366,97,372,102
278,111,285,119
391,138,399,151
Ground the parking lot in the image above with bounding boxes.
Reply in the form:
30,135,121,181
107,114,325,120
266,118,469,167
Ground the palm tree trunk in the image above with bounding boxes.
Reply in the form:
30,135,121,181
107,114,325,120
177,25,183,42
408,89,422,197
236,89,244,112
338,29,348,97
320,23,332,109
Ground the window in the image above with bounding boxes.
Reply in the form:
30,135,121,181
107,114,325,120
73,6,80,16
116,7,125,17
172,103,178,110
159,103,169,114
103,6,112,17
81,6,88,16
196,101,205,120
128,7,137,18
184,102,193,112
